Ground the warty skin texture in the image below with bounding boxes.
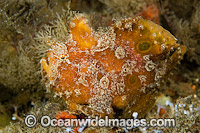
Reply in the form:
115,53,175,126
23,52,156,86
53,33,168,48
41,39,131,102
41,14,186,118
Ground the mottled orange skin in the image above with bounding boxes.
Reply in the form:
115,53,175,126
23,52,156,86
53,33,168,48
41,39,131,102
138,3,160,24
41,15,186,118
56,111,79,133
56,111,77,120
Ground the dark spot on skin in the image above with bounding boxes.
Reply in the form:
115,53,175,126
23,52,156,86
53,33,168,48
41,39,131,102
129,75,136,84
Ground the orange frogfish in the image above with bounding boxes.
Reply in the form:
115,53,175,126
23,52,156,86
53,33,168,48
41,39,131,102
40,14,186,118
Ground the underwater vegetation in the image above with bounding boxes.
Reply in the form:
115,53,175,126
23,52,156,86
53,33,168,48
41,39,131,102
161,0,200,65
0,0,199,132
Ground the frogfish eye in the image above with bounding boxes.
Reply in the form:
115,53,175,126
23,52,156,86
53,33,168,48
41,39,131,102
136,42,152,53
